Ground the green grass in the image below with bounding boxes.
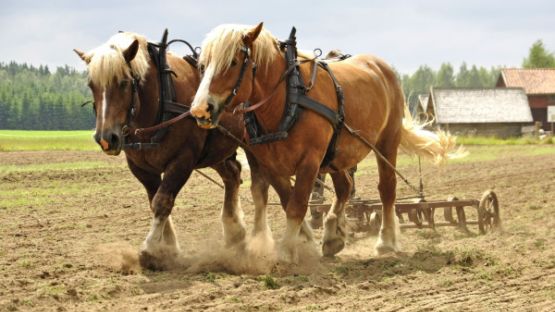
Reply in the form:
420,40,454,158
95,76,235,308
1,130,555,152
0,130,97,151
257,275,280,289
0,161,117,174
0,181,118,209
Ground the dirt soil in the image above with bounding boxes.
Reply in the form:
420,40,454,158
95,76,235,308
1,147,555,311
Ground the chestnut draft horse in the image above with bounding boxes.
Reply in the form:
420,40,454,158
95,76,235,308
74,31,311,270
190,23,463,262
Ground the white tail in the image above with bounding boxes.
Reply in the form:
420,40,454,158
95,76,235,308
400,109,467,163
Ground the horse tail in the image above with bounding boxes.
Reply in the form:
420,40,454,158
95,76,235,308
399,107,467,164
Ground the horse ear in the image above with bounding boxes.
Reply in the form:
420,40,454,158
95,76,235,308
123,39,139,63
73,48,91,64
243,22,264,46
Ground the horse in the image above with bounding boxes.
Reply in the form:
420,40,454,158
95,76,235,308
189,23,463,262
73,31,307,270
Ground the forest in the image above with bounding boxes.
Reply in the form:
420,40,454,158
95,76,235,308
0,40,553,130
0,62,93,129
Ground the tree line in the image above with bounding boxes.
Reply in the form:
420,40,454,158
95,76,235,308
399,63,501,110
0,62,93,130
0,40,553,130
399,39,554,111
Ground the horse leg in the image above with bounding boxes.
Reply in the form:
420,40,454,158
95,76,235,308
139,153,196,270
246,152,271,237
246,153,314,243
375,132,401,254
348,165,357,199
126,158,161,203
280,159,320,263
322,170,352,257
213,154,246,246
128,159,180,249
309,173,326,229
270,175,315,243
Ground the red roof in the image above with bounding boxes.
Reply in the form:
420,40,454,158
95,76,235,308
499,68,555,95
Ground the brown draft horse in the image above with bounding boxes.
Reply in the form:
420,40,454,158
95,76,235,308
190,23,463,262
73,32,312,270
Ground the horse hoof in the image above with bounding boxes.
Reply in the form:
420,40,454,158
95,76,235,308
278,244,299,264
139,251,167,271
223,220,247,247
224,233,246,248
322,238,345,257
375,242,398,255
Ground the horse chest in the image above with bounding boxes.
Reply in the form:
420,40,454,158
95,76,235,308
126,150,166,174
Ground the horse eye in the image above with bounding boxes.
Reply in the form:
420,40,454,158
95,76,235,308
230,60,237,67
199,64,206,74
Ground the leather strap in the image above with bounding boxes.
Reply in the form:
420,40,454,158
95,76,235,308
291,93,341,129
164,101,190,114
133,111,191,137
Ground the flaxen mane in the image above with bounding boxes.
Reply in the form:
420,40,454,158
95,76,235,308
199,24,280,74
84,32,150,88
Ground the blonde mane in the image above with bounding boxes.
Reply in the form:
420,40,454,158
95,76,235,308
84,32,150,88
199,24,280,75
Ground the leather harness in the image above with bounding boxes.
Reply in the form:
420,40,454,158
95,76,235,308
122,29,197,150
117,27,347,169
240,27,347,168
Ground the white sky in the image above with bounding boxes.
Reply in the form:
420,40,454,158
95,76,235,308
0,0,553,74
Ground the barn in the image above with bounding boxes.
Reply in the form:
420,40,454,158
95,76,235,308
496,68,555,130
425,88,534,138
416,94,430,121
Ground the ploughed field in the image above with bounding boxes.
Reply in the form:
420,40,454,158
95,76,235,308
1,145,555,311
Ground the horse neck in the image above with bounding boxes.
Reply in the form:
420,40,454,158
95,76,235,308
134,55,199,128
134,61,161,127
251,55,287,131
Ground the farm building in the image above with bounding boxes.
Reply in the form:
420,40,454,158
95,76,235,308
413,94,430,121
425,88,533,138
496,68,555,130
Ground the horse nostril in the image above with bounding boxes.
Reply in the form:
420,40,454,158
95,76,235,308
110,133,120,148
207,102,214,113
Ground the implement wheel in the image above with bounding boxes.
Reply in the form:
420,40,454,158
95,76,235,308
478,190,501,234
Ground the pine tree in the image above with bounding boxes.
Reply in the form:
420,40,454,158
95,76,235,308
522,40,555,68
435,63,455,88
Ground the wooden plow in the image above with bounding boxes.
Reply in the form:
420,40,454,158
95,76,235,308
310,189,500,234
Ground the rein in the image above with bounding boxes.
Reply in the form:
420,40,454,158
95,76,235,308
133,111,192,137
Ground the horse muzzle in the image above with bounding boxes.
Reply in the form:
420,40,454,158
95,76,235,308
194,117,217,129
192,100,224,129
94,130,123,156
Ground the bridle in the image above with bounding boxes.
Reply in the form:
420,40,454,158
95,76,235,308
220,46,257,112
215,44,309,116
120,65,142,138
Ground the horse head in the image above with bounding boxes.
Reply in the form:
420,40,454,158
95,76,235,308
190,23,268,128
74,33,150,155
